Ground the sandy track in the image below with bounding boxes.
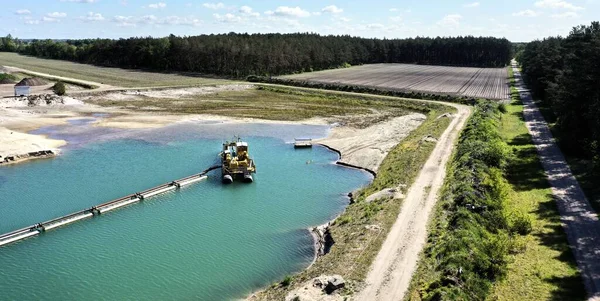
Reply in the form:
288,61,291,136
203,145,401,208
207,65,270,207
2,66,113,90
513,63,600,300
354,103,471,301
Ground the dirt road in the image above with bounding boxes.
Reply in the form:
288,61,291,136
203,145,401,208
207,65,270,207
354,103,471,301
512,63,600,300
2,66,113,90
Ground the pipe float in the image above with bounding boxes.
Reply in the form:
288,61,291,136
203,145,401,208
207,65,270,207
0,165,220,248
42,212,94,231
97,197,141,214
0,230,40,247
141,186,176,199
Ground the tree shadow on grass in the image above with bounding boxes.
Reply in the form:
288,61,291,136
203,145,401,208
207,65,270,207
505,137,549,191
533,196,587,301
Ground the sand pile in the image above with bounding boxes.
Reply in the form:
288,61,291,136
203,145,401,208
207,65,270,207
15,77,47,86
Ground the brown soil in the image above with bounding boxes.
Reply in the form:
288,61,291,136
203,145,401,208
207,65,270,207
0,78,15,84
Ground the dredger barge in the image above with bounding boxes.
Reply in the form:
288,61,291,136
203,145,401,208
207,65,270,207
221,137,256,184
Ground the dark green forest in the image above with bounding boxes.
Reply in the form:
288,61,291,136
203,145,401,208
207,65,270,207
0,33,511,77
519,21,600,165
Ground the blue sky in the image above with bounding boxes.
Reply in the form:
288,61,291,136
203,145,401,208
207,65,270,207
1,0,597,41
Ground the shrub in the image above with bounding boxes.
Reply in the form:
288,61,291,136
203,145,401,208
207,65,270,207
509,212,533,235
498,103,507,113
335,215,353,226
281,275,293,287
53,81,66,96
417,101,514,300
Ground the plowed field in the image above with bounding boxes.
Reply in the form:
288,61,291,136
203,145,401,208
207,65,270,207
281,64,510,100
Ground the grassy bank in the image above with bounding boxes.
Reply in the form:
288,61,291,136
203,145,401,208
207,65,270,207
407,102,515,300
407,71,584,301
488,81,584,300
0,52,230,88
251,94,455,300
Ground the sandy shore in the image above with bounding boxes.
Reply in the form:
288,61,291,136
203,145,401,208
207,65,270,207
317,113,426,173
1,86,424,172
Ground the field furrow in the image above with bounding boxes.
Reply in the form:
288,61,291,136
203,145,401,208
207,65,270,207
281,63,510,100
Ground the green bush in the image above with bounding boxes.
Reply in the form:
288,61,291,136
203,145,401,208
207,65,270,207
509,212,533,235
281,275,293,287
53,81,66,95
416,101,515,300
0,73,17,83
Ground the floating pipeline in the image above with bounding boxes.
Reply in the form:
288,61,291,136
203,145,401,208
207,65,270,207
0,165,220,248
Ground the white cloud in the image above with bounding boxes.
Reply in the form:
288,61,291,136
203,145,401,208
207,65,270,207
162,16,202,26
437,14,462,27
464,2,480,8
25,19,40,25
203,2,225,9
113,15,136,26
60,0,98,3
47,12,67,18
366,23,385,29
550,11,579,18
140,15,158,24
322,5,343,14
266,6,311,18
148,2,166,9
390,16,403,22
534,0,584,10
111,14,202,27
512,9,541,17
42,17,60,22
389,8,398,12
15,9,31,15
213,13,242,23
338,17,351,22
82,12,105,21
239,6,259,17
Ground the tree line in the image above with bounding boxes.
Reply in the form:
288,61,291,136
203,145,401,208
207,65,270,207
1,33,511,77
519,21,600,165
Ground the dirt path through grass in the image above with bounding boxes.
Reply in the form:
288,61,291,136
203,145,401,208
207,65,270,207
3,66,112,90
512,62,600,300
354,103,471,301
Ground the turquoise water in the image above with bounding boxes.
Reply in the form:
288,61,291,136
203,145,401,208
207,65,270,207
0,121,371,300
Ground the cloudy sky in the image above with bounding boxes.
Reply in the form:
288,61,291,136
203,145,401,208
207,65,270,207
1,0,597,41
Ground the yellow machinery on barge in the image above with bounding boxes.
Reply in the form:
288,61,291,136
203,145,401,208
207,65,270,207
221,137,256,184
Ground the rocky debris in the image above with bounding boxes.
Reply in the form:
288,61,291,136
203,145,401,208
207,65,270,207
24,94,65,106
312,223,335,256
366,186,406,202
437,112,454,119
0,150,55,165
285,275,346,301
365,224,382,232
421,135,438,143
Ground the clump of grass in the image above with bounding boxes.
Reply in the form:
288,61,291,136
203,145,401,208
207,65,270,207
281,275,293,287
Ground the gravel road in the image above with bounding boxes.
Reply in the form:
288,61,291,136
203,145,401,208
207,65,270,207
513,62,600,300
354,103,471,301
